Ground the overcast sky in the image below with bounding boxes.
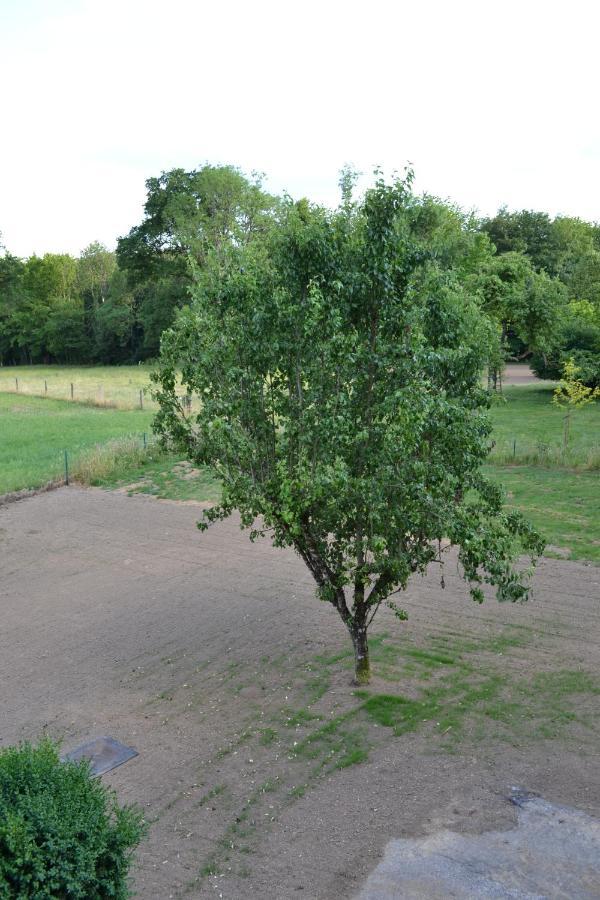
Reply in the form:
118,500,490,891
1,0,599,258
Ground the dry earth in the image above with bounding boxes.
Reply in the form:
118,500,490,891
1,487,599,899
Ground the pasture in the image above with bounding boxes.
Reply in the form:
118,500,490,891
0,364,156,409
0,363,198,411
0,393,153,494
1,367,598,562
488,384,600,469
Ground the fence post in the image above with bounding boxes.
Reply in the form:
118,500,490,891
139,390,143,410
143,432,147,449
64,450,69,486
70,383,74,400
15,377,18,392
44,379,48,395
513,439,516,459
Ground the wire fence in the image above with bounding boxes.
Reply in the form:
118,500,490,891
0,377,197,411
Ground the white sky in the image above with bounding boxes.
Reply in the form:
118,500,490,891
1,0,599,258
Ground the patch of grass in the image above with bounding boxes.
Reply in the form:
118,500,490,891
357,639,600,746
488,385,600,470
0,393,153,494
404,648,458,667
0,363,188,411
487,465,600,562
314,647,353,667
278,707,322,729
303,671,331,704
69,436,169,485
329,626,599,751
258,727,278,746
194,784,227,808
291,712,370,770
214,729,253,760
98,457,221,503
196,778,281,879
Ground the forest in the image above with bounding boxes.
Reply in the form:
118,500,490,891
1,164,599,387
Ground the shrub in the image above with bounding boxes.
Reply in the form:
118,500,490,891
0,739,145,899
530,306,600,388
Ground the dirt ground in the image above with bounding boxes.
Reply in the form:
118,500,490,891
502,363,545,385
1,487,599,899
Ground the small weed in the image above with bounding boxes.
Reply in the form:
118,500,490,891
279,707,322,728
194,784,227,808
258,727,278,746
304,672,331,704
292,712,370,770
198,859,219,877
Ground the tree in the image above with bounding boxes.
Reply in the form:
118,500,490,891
13,253,83,363
531,299,600,388
94,268,136,363
481,208,560,273
153,174,543,685
0,252,27,364
117,165,279,357
553,357,600,452
77,242,117,351
472,251,567,386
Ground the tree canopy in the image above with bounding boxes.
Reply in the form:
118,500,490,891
1,165,598,381
152,174,544,684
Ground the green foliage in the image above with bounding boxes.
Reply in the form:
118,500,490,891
153,172,543,683
553,358,600,452
481,207,600,380
481,207,560,274
530,299,600,388
116,165,279,356
472,251,567,376
0,739,145,899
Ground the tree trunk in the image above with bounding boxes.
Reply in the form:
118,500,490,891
351,624,370,685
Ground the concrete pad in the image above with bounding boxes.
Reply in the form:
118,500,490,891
357,794,600,899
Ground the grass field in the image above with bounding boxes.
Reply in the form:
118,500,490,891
0,394,152,494
0,365,156,409
488,385,600,469
1,369,598,561
485,465,599,562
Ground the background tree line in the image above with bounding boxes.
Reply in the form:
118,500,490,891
1,165,599,386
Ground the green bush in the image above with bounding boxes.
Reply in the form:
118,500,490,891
530,315,600,388
0,739,145,899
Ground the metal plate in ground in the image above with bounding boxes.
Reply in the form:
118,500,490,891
62,736,138,775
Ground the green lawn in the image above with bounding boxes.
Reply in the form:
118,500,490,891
1,376,598,564
488,385,600,469
0,394,153,493
486,465,600,563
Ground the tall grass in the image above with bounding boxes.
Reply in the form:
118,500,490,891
69,436,168,486
489,442,600,471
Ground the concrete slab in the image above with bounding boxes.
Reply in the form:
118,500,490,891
357,793,600,899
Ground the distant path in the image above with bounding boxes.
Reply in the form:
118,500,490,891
502,364,545,386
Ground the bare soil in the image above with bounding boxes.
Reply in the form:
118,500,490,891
1,487,599,900
502,364,545,385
